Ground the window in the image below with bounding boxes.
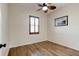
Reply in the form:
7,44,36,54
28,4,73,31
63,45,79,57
29,16,39,34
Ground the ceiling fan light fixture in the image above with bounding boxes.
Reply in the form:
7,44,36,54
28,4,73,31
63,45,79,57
42,6,48,11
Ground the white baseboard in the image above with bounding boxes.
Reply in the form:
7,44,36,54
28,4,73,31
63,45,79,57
48,40,79,51
9,39,47,48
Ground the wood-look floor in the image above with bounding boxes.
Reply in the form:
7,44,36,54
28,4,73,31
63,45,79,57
8,41,79,56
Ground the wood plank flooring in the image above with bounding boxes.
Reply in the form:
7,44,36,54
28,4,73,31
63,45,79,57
8,41,79,56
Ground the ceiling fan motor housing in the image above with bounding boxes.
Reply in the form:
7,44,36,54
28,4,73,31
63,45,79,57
43,3,47,6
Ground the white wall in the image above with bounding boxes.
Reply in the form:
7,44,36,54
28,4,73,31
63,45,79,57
48,4,79,51
8,4,47,48
8,3,79,51
0,3,9,56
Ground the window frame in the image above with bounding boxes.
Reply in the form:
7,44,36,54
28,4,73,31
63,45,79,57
29,16,39,34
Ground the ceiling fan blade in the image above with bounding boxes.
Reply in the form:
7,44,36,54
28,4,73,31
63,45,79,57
48,6,56,10
37,8,42,11
38,4,43,7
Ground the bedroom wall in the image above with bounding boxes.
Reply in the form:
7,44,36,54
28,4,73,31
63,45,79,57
48,4,79,51
8,3,79,51
8,4,47,48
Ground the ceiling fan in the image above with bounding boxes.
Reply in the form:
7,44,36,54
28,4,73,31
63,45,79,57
37,3,56,13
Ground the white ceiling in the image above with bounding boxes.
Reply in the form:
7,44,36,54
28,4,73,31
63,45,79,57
10,3,68,13
14,3,67,9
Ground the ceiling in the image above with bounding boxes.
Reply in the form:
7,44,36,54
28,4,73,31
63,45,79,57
9,3,68,13
14,3,67,8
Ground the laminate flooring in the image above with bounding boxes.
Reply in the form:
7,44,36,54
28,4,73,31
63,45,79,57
8,41,79,56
